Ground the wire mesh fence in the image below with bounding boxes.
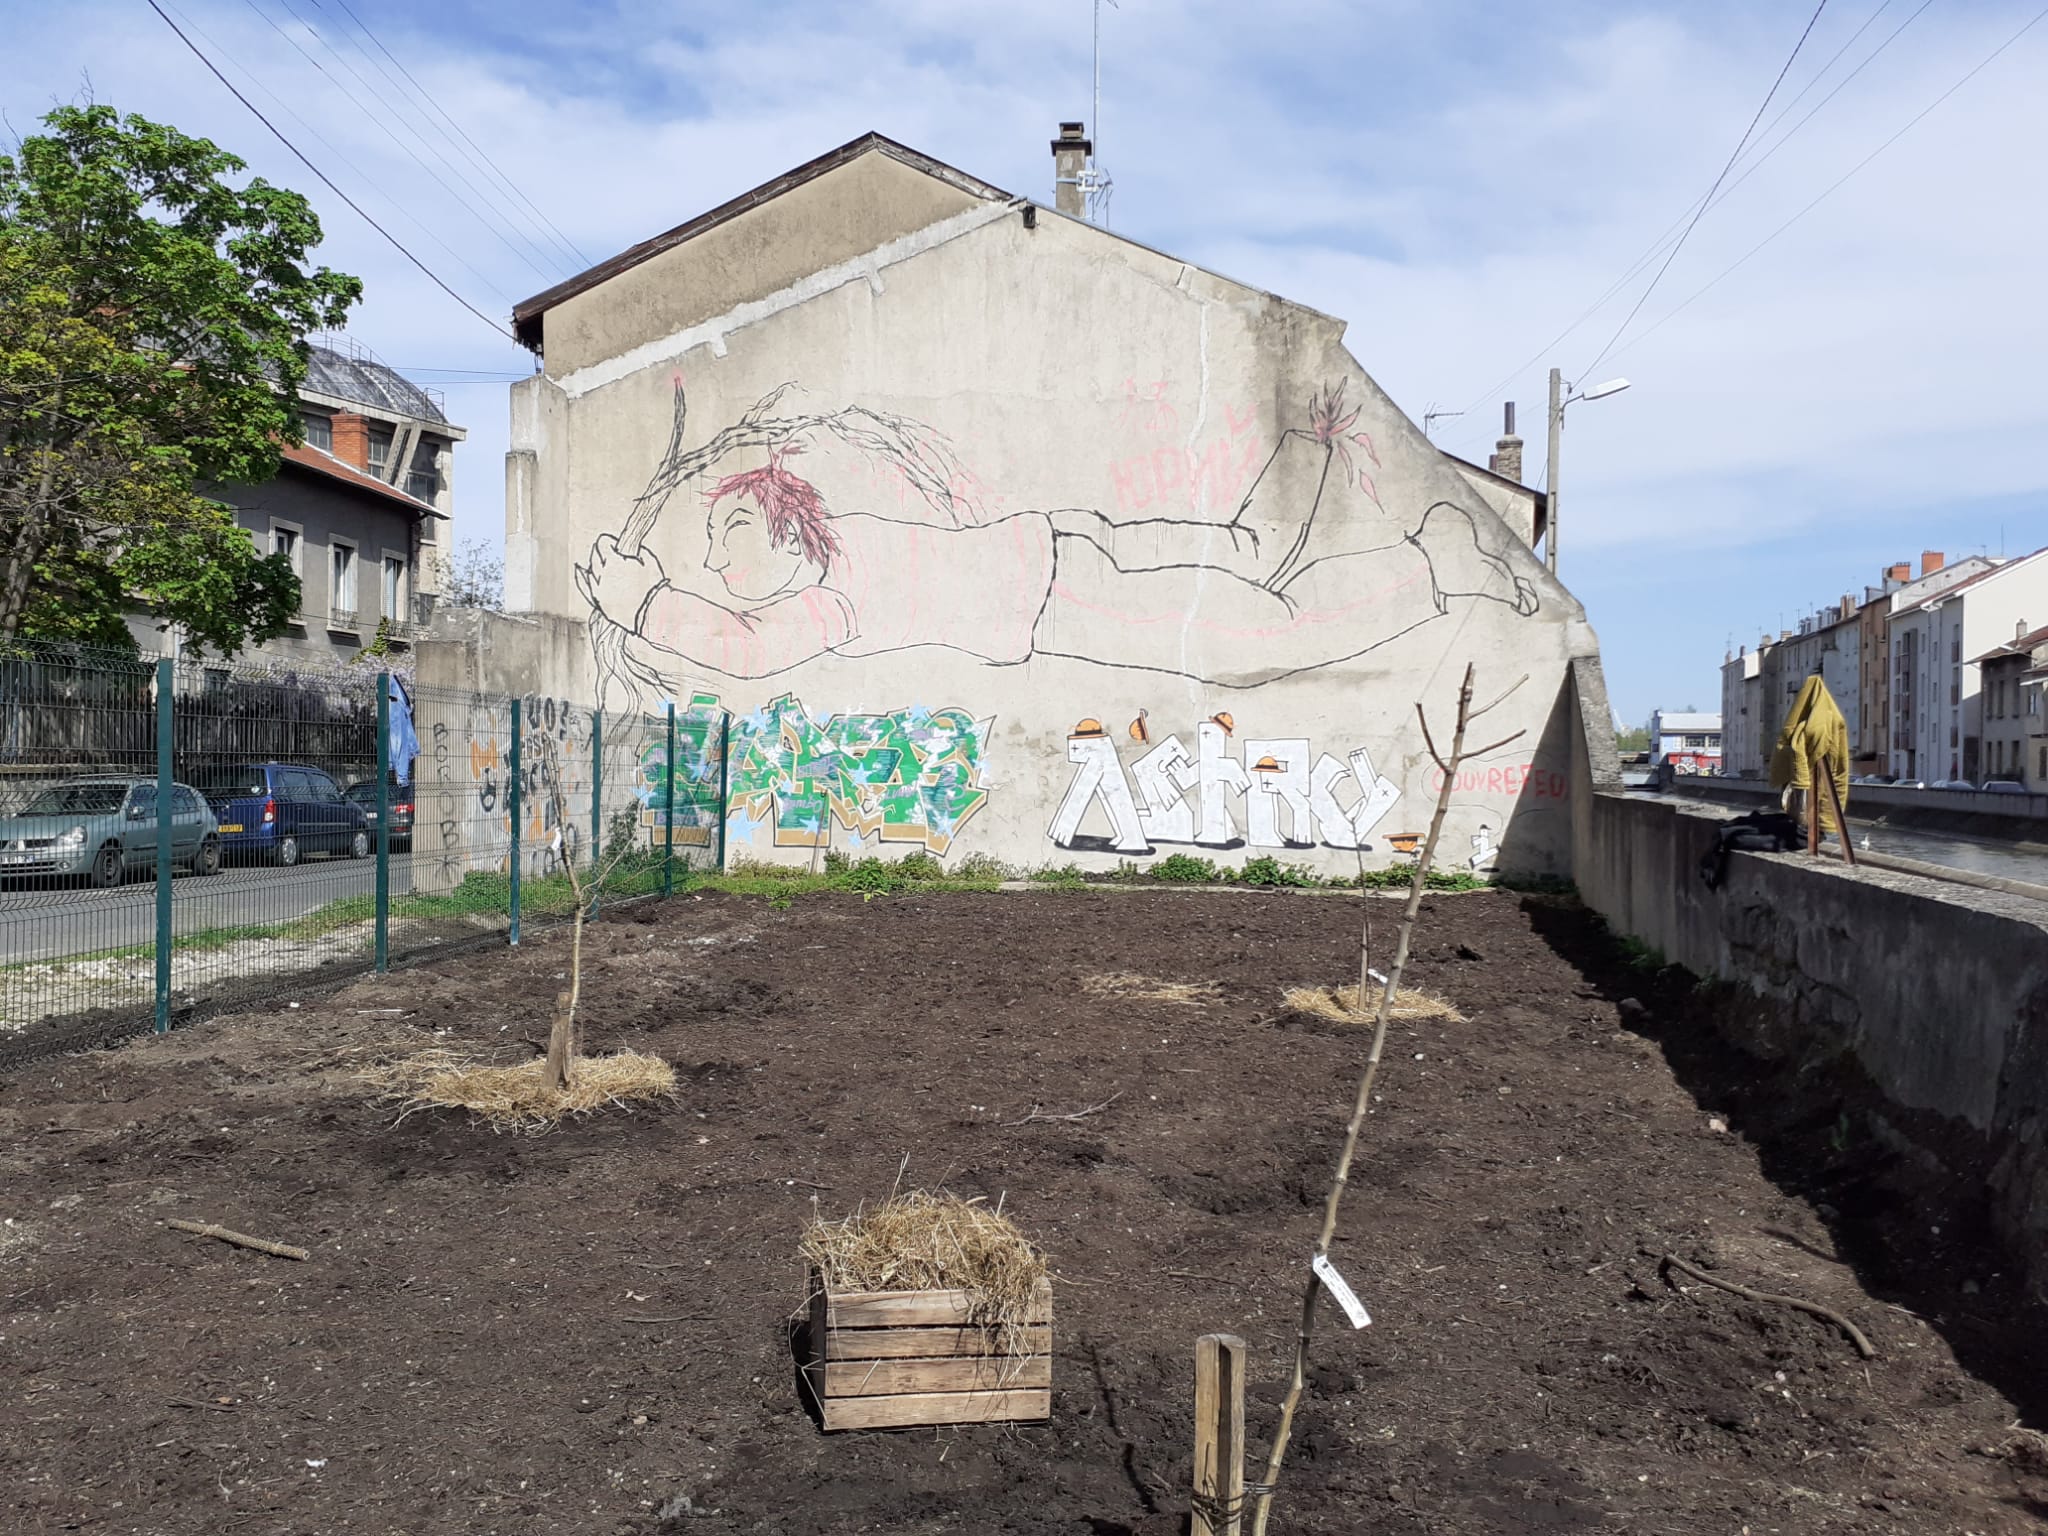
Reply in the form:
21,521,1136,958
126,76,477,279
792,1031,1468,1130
0,641,730,1065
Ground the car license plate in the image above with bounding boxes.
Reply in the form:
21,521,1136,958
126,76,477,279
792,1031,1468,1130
220,823,243,833
2,851,32,866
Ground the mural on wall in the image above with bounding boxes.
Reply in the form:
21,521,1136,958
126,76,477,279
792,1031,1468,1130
720,694,993,855
424,693,595,882
1048,711,1402,856
577,379,1541,703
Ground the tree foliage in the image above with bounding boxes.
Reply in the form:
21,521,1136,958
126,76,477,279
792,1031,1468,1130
0,103,360,653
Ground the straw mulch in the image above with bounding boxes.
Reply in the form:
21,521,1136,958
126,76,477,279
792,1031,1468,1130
801,1191,1049,1361
1081,972,1221,1006
364,1047,676,1133
1282,983,1466,1025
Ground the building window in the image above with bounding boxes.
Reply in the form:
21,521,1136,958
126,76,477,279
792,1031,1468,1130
406,440,441,504
366,426,395,477
303,412,332,452
269,523,302,574
381,555,405,623
330,541,358,625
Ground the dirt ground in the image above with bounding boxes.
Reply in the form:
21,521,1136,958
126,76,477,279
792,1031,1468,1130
3,888,2046,1535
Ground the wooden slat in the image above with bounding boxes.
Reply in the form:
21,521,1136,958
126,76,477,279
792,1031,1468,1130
826,1280,1053,1329
820,1387,1051,1431
821,1355,1050,1398
826,1323,1053,1360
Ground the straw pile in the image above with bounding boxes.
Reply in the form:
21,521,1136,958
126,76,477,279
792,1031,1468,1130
1282,983,1466,1025
1081,972,1221,1006
365,1047,676,1133
801,1191,1049,1360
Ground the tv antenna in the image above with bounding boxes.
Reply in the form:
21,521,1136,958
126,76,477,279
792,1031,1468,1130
1077,0,1117,223
1423,404,1464,439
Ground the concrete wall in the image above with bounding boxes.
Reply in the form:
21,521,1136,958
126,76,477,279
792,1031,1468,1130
502,146,1597,880
1671,771,2048,825
1567,659,2048,1292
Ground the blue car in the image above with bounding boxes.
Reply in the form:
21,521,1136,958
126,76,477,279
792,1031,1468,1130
193,762,370,866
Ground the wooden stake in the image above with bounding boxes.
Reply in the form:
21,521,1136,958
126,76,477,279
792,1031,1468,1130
1193,1333,1246,1536
1820,761,1855,866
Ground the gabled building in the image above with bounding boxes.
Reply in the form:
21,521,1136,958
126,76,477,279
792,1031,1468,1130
136,340,462,665
498,129,1596,876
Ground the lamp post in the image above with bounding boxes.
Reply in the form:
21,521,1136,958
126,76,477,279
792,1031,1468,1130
1545,369,1631,576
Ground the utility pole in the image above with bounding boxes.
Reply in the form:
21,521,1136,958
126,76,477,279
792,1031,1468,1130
1545,366,1563,576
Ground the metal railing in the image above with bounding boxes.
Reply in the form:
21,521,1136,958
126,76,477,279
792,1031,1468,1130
0,640,730,1066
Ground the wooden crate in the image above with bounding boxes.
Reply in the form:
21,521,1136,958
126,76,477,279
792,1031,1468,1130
805,1273,1053,1431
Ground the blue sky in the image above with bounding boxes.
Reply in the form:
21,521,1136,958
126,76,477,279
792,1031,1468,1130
8,0,2045,722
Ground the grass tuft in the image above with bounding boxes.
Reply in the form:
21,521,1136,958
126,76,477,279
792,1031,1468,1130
1282,983,1466,1024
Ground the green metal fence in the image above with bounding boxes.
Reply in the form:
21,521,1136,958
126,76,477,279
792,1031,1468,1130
0,640,729,1066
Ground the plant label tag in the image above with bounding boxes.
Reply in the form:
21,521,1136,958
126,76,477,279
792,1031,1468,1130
1311,1254,1372,1328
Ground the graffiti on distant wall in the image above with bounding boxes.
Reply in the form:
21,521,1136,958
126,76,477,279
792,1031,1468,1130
577,378,1540,704
424,694,595,881
721,694,991,855
1048,711,1401,855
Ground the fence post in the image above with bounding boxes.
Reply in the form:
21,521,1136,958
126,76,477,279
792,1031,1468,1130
154,657,174,1035
589,707,604,917
663,701,676,897
508,697,523,947
1192,1333,1247,1536
374,672,391,973
716,710,731,873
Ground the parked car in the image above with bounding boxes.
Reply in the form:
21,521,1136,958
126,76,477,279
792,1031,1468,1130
0,776,219,886
1892,778,1926,789
194,762,369,866
1928,778,1976,791
1981,780,2027,795
344,779,415,849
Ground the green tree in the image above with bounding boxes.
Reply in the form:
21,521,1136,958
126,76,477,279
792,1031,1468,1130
1615,725,1651,753
0,104,361,653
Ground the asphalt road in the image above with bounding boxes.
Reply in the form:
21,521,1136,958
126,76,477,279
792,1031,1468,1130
0,853,419,966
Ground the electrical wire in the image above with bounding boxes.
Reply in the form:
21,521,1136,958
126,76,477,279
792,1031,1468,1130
1605,2,2048,363
321,0,593,272
247,0,562,284
149,0,515,308
1446,0,1916,448
145,0,517,342
1577,0,1831,380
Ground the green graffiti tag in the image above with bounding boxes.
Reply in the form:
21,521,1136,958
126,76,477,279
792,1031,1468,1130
726,696,991,856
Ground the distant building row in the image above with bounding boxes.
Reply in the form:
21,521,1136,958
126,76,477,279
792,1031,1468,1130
1720,548,2048,786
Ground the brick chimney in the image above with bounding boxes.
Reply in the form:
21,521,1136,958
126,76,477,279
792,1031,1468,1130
330,411,371,470
1051,122,1090,218
1920,550,1945,577
1886,561,1911,582
1487,402,1524,483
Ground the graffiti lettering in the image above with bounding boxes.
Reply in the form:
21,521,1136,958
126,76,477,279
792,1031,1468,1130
1426,763,1570,800
1050,714,1401,855
725,695,992,857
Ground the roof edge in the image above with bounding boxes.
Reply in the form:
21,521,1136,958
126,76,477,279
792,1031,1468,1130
510,133,1014,349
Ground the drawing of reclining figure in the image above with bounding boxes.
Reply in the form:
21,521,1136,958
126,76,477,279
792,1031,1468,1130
579,381,1541,692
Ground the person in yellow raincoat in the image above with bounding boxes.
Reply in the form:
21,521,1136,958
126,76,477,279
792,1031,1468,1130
1770,674,1851,838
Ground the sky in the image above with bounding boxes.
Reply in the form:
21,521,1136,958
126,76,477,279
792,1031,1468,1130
6,0,2045,723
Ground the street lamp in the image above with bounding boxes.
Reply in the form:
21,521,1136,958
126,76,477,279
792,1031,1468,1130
1545,369,1632,575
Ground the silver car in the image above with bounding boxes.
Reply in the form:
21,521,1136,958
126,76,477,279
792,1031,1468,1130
0,777,221,887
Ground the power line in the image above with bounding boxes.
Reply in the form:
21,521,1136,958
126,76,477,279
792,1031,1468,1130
146,0,516,342
155,0,515,308
1578,0,1831,380
247,0,562,284
1447,0,1918,446
1606,2,2048,362
320,0,594,273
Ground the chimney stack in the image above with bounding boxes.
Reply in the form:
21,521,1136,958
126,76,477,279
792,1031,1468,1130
1921,550,1945,577
1051,122,1090,218
1488,401,1524,483
330,412,371,470
1886,561,1911,582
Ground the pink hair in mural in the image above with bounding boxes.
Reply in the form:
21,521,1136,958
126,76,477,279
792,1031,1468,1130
706,444,842,569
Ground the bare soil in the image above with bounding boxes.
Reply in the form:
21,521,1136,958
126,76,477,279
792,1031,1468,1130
2,889,2045,1535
